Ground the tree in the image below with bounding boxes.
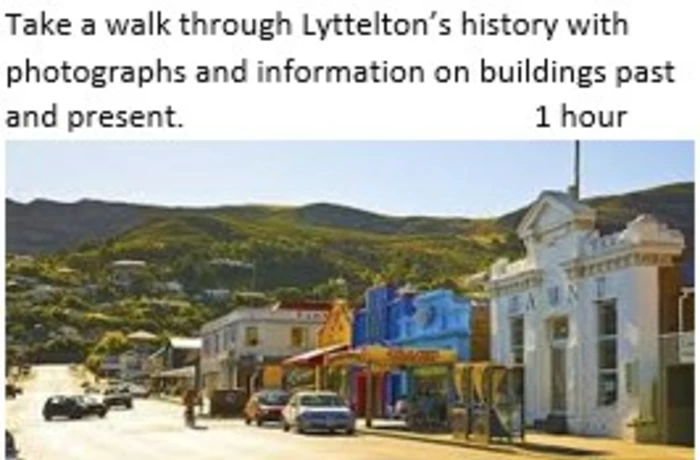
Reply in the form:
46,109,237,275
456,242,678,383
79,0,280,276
272,287,305,302
92,331,130,356
60,295,90,311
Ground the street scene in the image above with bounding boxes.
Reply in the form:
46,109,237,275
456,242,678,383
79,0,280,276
5,141,695,459
7,364,522,460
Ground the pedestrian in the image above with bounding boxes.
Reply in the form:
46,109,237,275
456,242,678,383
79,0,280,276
183,387,197,427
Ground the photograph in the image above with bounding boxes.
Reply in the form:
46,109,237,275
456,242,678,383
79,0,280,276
4,140,695,459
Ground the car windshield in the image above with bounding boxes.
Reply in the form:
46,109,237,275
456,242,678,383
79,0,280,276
299,394,345,407
258,392,289,405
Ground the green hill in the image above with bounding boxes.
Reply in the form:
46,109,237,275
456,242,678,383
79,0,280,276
7,181,694,295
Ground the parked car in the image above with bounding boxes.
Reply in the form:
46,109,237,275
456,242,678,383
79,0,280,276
244,390,290,426
103,386,133,409
6,430,20,460
43,395,108,421
126,383,150,398
6,383,23,399
282,391,355,435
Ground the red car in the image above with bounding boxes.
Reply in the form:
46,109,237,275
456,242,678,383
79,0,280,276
244,390,290,426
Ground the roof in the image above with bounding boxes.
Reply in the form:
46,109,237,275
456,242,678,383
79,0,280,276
272,300,334,312
517,190,595,237
112,260,147,267
158,366,195,379
169,337,202,350
127,330,158,341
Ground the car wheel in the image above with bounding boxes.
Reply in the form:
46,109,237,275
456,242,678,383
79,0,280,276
44,414,52,421
100,410,107,418
346,427,356,436
295,423,305,435
126,402,133,409
282,421,290,432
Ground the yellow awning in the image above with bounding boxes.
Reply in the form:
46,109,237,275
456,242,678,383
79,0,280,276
327,345,456,369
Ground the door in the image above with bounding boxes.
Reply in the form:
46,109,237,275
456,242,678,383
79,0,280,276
550,346,566,413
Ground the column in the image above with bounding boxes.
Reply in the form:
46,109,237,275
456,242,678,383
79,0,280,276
365,365,373,428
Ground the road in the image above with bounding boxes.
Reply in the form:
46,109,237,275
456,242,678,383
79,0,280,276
6,365,513,460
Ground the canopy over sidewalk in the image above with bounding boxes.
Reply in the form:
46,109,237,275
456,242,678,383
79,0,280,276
327,345,457,370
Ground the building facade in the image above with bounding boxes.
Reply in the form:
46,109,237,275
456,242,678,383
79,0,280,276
350,285,473,417
200,304,329,397
488,191,687,440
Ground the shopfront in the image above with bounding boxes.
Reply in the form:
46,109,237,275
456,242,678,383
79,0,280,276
328,345,457,427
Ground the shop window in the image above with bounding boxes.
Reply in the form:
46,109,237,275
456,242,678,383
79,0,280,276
245,326,259,346
290,327,308,348
510,316,524,364
597,300,618,406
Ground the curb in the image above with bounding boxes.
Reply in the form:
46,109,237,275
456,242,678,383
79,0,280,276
356,428,520,456
356,429,617,459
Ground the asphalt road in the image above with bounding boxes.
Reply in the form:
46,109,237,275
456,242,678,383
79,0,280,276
5,365,513,460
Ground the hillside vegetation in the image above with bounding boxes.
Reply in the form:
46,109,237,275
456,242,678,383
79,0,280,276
5,182,693,364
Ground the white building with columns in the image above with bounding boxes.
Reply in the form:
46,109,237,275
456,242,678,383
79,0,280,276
488,190,685,439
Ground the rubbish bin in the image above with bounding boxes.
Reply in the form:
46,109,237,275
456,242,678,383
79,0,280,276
209,389,247,418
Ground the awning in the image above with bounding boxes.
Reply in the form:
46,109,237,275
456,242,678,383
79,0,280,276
157,366,195,379
282,343,348,367
327,345,456,369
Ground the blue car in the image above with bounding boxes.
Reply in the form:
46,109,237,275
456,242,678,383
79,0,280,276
282,391,356,435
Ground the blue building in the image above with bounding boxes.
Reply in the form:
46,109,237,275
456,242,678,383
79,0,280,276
349,285,472,417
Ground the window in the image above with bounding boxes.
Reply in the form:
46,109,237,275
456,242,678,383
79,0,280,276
510,316,524,364
290,327,308,348
625,361,639,396
551,317,569,340
245,326,259,346
597,300,618,406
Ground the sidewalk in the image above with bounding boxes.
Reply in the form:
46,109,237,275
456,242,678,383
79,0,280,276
355,421,695,459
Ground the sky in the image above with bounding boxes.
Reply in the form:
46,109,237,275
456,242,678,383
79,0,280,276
5,140,694,218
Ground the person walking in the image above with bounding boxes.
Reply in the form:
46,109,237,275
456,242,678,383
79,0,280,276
183,388,198,428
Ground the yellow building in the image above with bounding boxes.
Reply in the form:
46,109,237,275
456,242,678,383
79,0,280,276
282,300,352,391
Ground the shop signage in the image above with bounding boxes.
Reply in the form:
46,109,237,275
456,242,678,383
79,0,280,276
385,349,443,366
679,333,694,364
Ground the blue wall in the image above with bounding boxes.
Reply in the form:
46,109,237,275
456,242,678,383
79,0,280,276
393,289,472,361
350,285,473,409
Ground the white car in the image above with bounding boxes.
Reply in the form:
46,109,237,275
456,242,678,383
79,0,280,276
282,391,355,435
125,383,150,398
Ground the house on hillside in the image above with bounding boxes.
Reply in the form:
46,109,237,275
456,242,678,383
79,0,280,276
111,259,147,289
488,189,693,445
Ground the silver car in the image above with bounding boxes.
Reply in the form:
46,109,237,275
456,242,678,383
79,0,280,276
282,391,355,435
